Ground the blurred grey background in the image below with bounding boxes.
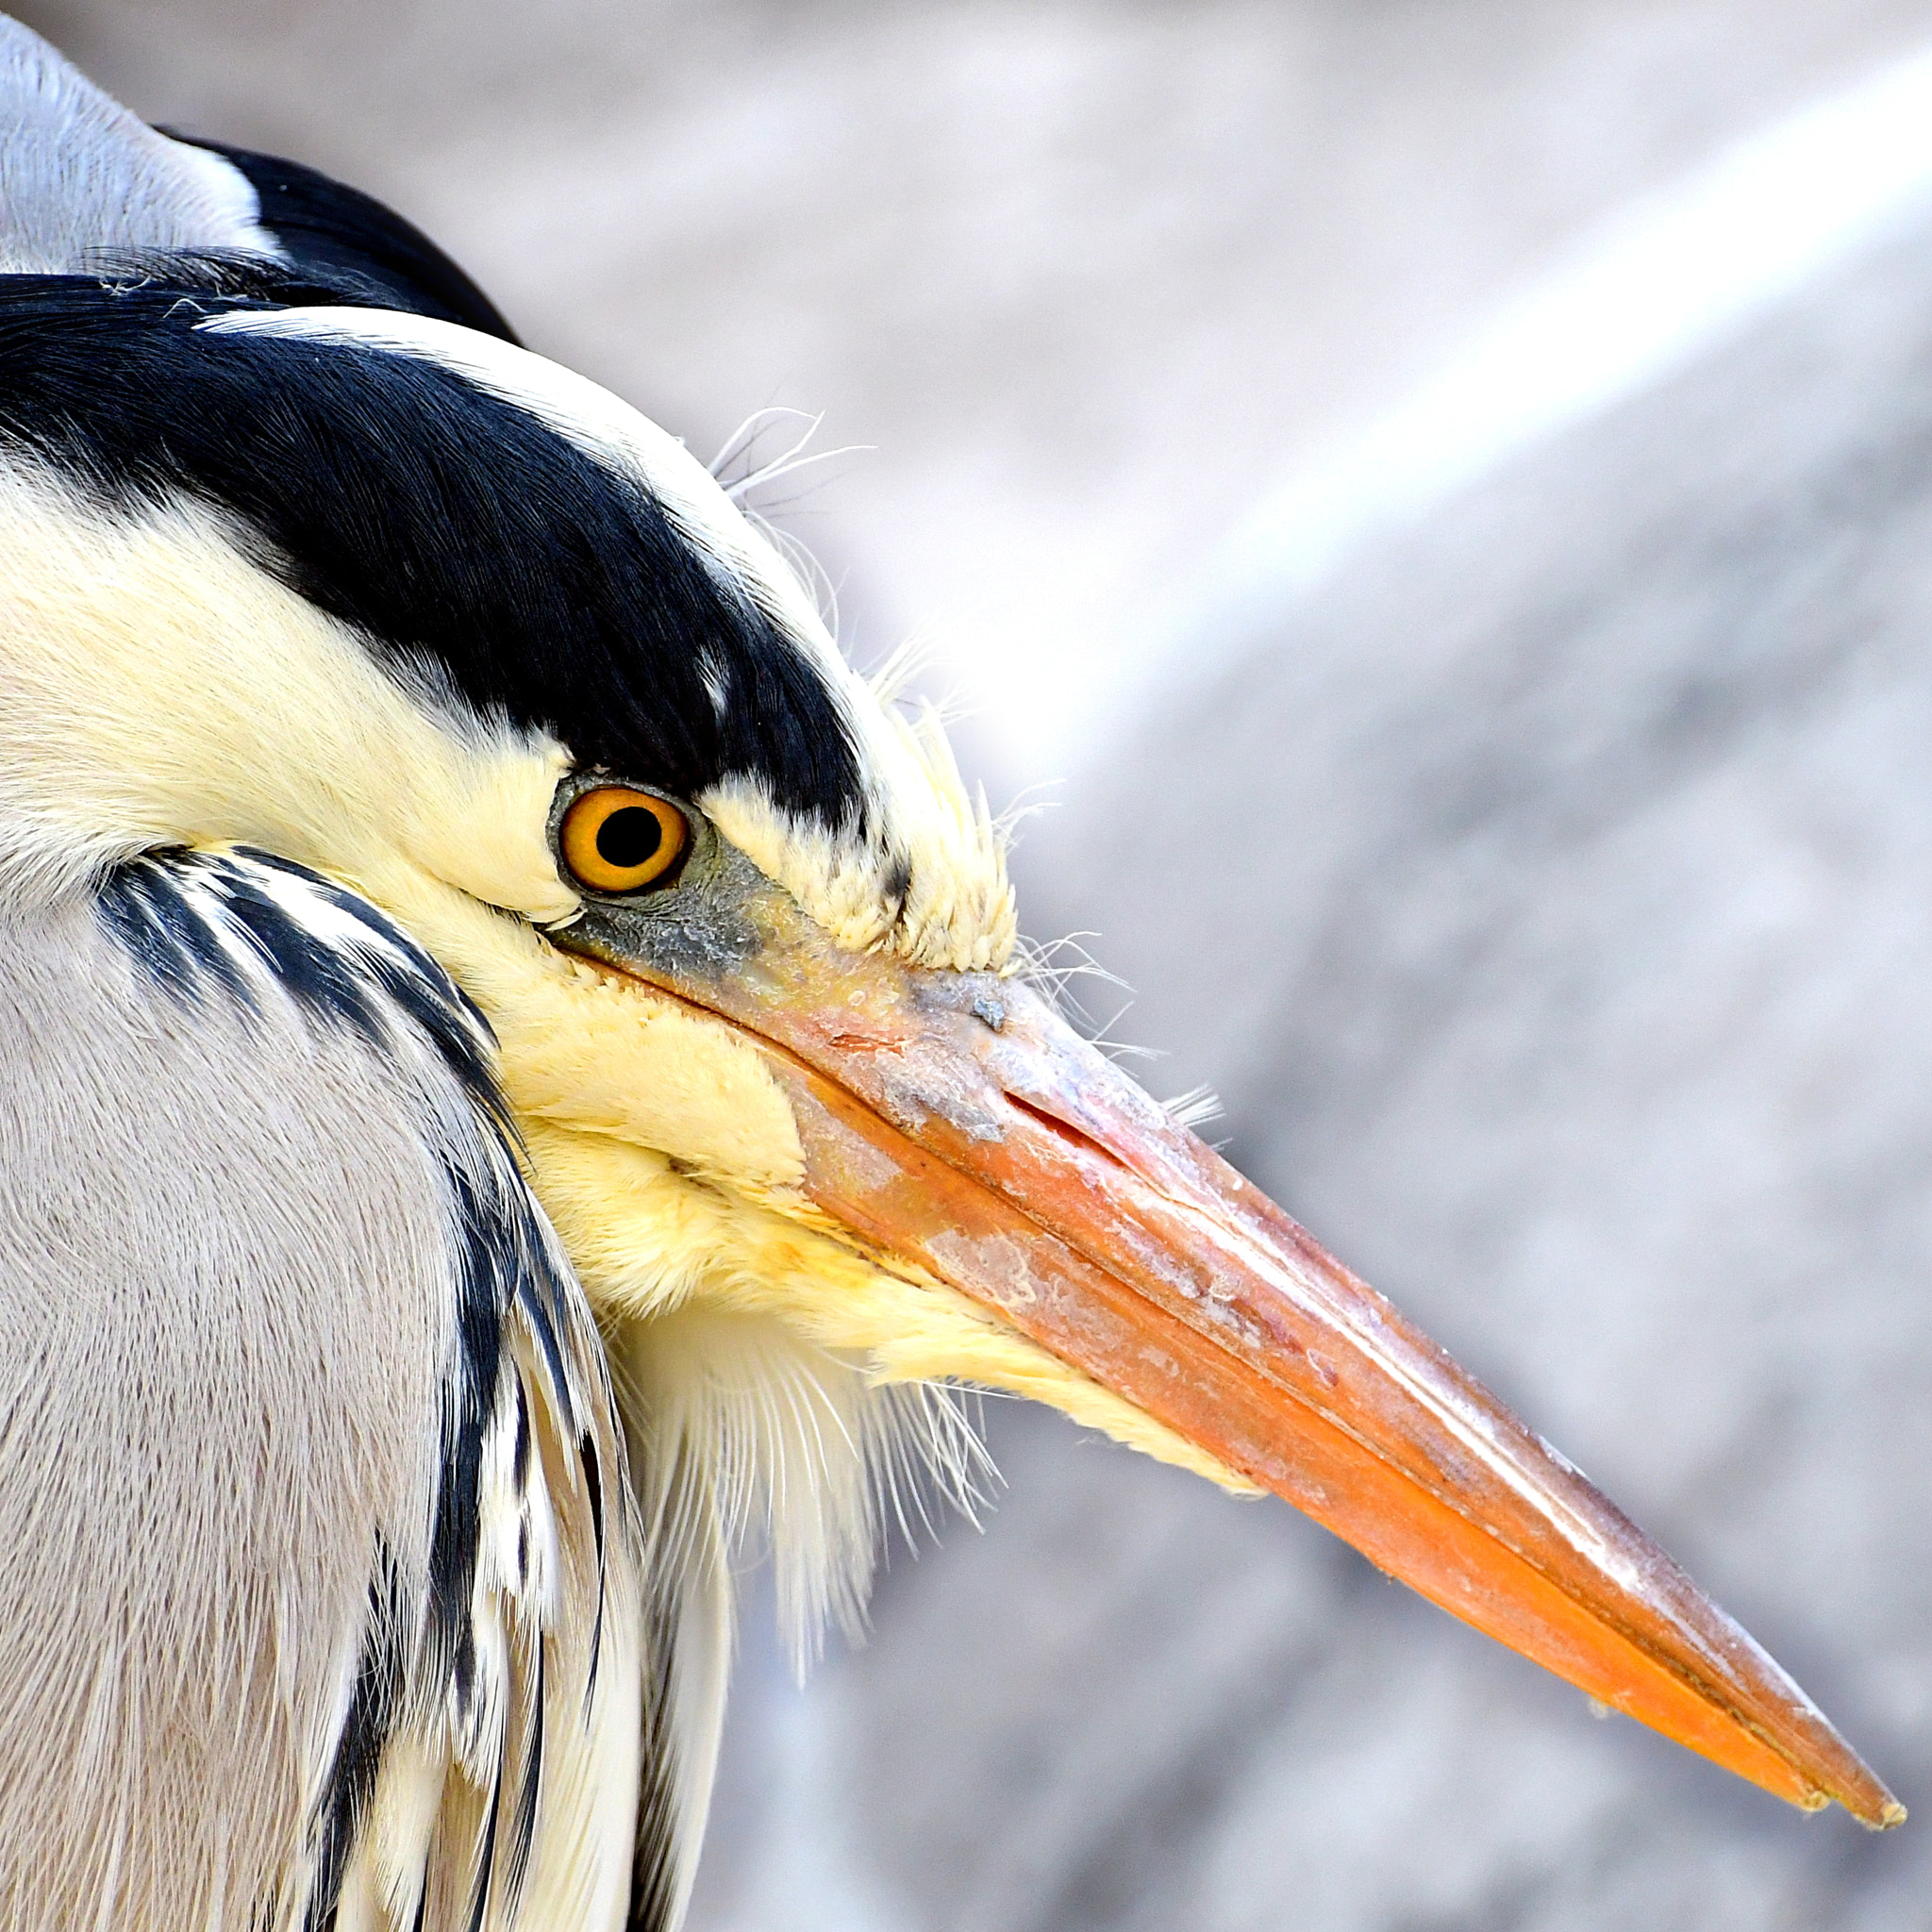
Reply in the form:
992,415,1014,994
25,3,1932,1925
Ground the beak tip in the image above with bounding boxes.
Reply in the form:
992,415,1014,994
1823,1774,1907,1830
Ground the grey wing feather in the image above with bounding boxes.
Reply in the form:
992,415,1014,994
0,848,644,1930
0,14,274,271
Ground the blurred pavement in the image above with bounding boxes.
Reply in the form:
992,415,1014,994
851,192,1932,1932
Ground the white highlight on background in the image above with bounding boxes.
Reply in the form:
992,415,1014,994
1031,39,1932,777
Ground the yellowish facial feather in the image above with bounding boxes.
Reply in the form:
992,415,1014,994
703,691,1018,975
521,1118,1257,1496
358,872,808,1191
0,472,573,919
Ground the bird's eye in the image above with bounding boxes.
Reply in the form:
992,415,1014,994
558,786,689,894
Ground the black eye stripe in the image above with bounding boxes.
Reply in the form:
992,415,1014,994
594,807,662,872
0,280,869,831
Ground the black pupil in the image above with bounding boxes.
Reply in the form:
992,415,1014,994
595,805,663,871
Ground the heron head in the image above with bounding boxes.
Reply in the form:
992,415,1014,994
0,275,1897,1822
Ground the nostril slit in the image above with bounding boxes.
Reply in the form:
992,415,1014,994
1005,1094,1131,1174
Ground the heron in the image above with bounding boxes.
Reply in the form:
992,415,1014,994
0,17,1901,1929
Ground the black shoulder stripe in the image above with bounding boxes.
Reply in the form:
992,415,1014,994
96,845,501,1115
0,278,866,828
97,850,252,1008
163,133,520,343
303,1549,407,1932
504,1642,546,1906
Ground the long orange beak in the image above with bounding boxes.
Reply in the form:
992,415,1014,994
578,890,1901,1828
